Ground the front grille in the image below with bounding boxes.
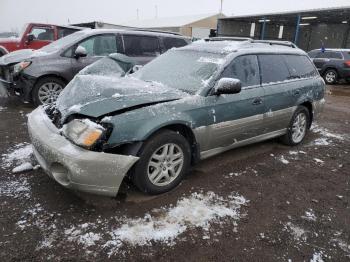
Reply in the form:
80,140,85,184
45,105,62,128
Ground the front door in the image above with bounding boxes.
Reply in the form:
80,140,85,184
207,55,265,149
25,26,54,50
70,34,120,76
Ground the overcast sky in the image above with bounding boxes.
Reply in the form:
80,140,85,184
1,0,349,32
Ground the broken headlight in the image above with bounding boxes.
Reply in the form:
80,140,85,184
62,119,105,148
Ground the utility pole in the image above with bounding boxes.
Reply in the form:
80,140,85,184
155,5,158,18
137,8,139,20
220,0,223,14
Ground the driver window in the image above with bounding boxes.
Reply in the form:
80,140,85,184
77,34,119,57
221,55,260,87
29,27,54,41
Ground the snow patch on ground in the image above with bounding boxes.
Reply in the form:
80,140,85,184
12,162,34,173
285,222,307,242
312,125,344,140
1,143,34,170
0,177,31,199
310,252,324,262
0,106,7,112
105,192,248,255
18,191,248,256
278,155,290,164
301,209,317,222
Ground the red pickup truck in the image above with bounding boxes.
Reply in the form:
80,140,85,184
0,23,83,57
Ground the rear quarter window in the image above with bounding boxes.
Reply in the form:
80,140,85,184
163,37,188,51
123,35,160,57
283,55,318,78
258,55,290,84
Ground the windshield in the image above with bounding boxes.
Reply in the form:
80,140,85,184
133,50,226,94
40,31,87,53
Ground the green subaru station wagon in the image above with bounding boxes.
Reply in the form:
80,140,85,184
28,39,325,196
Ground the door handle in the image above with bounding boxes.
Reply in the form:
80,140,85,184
252,97,263,105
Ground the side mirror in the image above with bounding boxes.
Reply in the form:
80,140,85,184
214,78,242,95
74,46,87,58
26,34,35,43
132,65,143,73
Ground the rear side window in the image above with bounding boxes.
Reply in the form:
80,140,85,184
123,35,160,57
57,27,79,39
316,51,342,59
163,37,188,51
259,55,290,84
221,55,260,87
283,55,318,78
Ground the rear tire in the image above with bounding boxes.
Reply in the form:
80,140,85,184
32,77,66,106
323,69,338,85
280,106,310,146
130,129,191,195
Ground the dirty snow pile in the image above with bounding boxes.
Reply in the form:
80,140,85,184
105,192,247,254
311,124,345,146
18,191,248,256
1,143,37,173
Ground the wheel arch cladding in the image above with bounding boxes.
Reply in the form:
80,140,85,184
147,123,200,165
300,101,313,128
32,74,68,92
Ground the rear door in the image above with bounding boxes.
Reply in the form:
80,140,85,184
207,55,265,149
69,34,120,76
122,34,161,65
258,54,295,133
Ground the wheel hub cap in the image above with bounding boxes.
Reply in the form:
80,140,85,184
147,143,184,186
291,113,307,143
38,82,63,104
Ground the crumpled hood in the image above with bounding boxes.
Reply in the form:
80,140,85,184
57,75,189,120
0,49,50,66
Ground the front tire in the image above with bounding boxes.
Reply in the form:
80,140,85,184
281,106,310,146
32,77,66,106
131,130,191,195
323,69,338,85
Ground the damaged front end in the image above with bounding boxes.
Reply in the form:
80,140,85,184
28,106,139,197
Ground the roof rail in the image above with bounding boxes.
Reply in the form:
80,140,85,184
131,28,183,36
205,36,253,42
251,40,297,48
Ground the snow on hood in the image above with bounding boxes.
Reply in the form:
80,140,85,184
0,48,50,66
57,75,190,120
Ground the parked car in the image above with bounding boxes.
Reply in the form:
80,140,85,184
0,29,191,105
308,48,350,84
0,23,82,57
28,40,325,197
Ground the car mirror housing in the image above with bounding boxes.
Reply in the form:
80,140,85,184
214,78,242,95
26,34,35,43
74,46,88,58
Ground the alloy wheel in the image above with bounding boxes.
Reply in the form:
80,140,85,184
291,112,307,143
147,143,184,186
38,82,63,104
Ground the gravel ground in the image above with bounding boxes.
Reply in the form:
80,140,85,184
0,86,349,261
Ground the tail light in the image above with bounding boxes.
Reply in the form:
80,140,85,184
344,60,350,67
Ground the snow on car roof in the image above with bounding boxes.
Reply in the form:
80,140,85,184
181,40,306,55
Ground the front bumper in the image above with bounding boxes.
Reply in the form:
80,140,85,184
28,107,139,197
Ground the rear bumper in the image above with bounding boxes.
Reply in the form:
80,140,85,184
28,107,139,197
